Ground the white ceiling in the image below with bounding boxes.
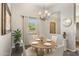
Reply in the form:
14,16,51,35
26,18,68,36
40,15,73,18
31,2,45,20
11,3,56,11
12,3,55,7
11,3,74,17
11,3,56,17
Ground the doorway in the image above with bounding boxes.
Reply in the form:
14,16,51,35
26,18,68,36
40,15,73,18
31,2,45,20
50,22,56,34
76,23,79,49
76,4,79,50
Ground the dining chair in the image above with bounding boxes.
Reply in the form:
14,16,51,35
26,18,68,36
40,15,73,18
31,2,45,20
44,34,64,56
56,34,64,45
32,34,38,40
51,34,57,43
25,47,37,56
44,42,64,56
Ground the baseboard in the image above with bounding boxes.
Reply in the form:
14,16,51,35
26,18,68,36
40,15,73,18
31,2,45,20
66,48,76,52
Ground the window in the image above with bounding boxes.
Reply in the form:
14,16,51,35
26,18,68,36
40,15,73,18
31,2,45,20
27,17,38,33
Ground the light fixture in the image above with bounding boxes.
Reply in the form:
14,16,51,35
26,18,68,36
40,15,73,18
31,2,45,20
63,18,72,27
38,10,51,21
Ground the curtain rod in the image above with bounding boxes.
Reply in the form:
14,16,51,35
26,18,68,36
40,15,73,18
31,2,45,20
21,15,38,19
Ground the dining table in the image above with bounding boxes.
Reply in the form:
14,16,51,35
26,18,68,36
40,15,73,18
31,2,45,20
31,39,57,56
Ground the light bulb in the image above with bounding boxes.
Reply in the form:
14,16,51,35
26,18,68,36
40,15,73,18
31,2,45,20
38,11,42,15
47,13,50,16
45,10,48,14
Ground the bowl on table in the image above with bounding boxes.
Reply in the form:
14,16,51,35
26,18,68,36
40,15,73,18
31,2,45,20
31,41,38,45
46,39,52,42
35,38,41,41
44,42,52,46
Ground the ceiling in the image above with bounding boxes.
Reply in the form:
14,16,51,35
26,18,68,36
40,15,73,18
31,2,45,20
11,3,56,17
11,3,74,17
11,3,56,11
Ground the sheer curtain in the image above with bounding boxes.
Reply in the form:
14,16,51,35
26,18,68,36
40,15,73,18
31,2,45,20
23,16,41,45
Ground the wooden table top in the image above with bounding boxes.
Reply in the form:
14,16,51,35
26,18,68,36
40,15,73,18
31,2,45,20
31,40,57,49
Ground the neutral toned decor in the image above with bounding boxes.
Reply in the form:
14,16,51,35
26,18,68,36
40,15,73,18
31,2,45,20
63,18,72,27
38,7,50,21
44,43,64,56
31,39,57,56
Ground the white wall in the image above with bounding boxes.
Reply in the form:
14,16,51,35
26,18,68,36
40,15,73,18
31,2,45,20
11,4,41,46
0,3,12,56
11,4,24,46
40,12,61,39
0,33,11,56
51,4,76,50
36,4,76,51
61,4,76,50
11,3,76,50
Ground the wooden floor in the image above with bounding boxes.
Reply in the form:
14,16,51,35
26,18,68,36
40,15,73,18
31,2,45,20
11,44,79,56
76,41,79,48
63,50,79,56
11,47,23,56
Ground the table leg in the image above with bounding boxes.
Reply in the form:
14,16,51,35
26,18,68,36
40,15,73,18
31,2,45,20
34,48,39,56
40,48,44,56
35,48,44,56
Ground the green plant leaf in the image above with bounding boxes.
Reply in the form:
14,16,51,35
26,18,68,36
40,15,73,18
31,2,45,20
12,29,21,43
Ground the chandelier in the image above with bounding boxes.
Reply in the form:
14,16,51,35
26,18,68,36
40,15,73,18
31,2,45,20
38,10,50,21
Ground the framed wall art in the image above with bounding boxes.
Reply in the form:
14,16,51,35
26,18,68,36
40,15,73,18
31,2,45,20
0,3,1,35
1,3,11,35
5,3,11,34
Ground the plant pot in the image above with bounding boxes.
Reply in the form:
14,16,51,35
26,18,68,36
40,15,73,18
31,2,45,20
15,43,20,52
15,43,20,48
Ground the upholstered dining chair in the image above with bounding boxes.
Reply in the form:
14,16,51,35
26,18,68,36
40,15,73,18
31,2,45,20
25,34,64,56
56,34,64,45
25,47,37,56
25,44,64,56
32,34,39,40
44,42,64,56
52,34,57,43
44,34,64,56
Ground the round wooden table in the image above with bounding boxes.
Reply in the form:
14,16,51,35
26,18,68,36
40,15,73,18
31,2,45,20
31,40,57,56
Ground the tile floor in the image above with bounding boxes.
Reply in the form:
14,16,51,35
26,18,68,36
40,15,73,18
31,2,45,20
11,45,79,56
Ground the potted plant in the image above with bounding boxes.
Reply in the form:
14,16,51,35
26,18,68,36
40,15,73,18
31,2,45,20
12,29,21,49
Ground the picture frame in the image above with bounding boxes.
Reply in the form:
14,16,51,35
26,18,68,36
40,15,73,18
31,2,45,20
1,3,11,35
0,3,4,35
1,3,5,35
5,3,11,34
27,17,38,34
0,3,1,35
